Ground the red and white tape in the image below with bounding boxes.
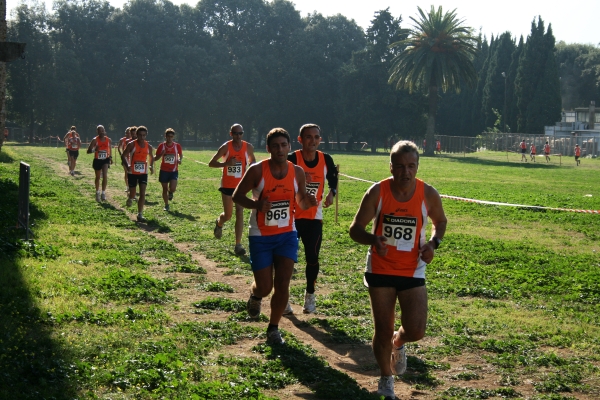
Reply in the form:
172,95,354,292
339,173,599,214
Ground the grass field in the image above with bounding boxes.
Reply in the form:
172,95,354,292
0,143,599,400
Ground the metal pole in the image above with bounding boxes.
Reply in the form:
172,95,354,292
335,164,339,224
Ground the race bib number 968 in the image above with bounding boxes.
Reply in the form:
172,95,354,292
382,214,417,251
265,200,290,228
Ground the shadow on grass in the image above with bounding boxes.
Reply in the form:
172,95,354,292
168,210,197,221
440,154,564,168
0,156,78,398
262,337,381,400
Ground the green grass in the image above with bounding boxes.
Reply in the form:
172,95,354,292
1,144,599,399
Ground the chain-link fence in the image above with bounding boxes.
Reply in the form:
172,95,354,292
434,132,599,157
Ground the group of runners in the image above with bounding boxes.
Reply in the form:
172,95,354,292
62,122,449,399
520,139,582,164
63,125,183,222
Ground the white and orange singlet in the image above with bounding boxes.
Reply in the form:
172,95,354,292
94,136,111,160
366,178,428,278
249,160,298,237
130,141,149,175
294,150,326,220
221,140,250,189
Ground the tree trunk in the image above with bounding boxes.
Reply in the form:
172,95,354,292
424,84,438,156
0,0,6,151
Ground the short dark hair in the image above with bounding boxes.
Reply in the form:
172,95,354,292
390,140,419,163
136,126,148,134
70,126,76,131
266,128,290,147
230,123,243,132
165,128,175,136
299,123,321,138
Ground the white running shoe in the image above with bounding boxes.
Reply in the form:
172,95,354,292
303,292,316,314
377,375,395,399
391,342,407,375
266,329,285,345
101,192,106,201
282,302,293,315
95,192,101,202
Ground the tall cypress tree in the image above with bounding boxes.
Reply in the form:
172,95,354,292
481,32,515,130
505,36,523,132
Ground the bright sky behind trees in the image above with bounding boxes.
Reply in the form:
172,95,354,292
7,0,600,45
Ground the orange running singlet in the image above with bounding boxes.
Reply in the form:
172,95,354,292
221,141,249,189
366,178,428,278
94,136,111,160
249,160,297,237
130,141,149,175
293,150,326,220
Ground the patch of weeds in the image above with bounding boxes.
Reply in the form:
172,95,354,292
229,312,269,322
17,240,61,260
82,269,176,303
216,355,297,389
306,317,372,343
317,289,371,317
175,321,263,351
46,306,167,326
450,371,481,381
95,250,149,269
533,369,587,393
528,394,578,400
188,381,274,399
403,370,443,390
438,386,520,399
500,373,521,386
440,333,477,350
166,263,207,273
480,338,536,353
193,297,246,312
199,282,234,293
409,357,451,373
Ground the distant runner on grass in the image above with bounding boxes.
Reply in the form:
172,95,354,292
121,126,154,222
575,144,581,166
87,125,112,202
284,123,337,315
117,127,133,193
209,123,256,255
64,127,81,176
544,141,551,163
154,128,183,212
232,128,317,345
349,140,447,400
530,143,536,162
520,139,527,162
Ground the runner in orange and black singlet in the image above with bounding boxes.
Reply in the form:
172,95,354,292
118,127,133,192
232,128,316,346
86,125,112,202
121,126,154,222
286,123,337,314
64,128,81,176
209,124,256,255
575,144,581,166
544,141,551,163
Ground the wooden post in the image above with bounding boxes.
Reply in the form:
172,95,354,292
335,164,339,224
559,154,562,166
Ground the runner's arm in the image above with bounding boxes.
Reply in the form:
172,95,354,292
246,143,256,164
294,165,318,210
153,143,164,162
232,163,270,211
121,142,134,171
86,138,97,154
420,184,448,263
208,144,231,168
149,145,155,174
349,183,388,257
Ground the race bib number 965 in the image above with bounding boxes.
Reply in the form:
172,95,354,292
382,215,417,251
133,162,147,173
227,162,243,178
265,200,290,228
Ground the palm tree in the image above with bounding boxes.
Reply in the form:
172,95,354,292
388,6,479,155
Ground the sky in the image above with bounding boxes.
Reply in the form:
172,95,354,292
6,0,600,45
